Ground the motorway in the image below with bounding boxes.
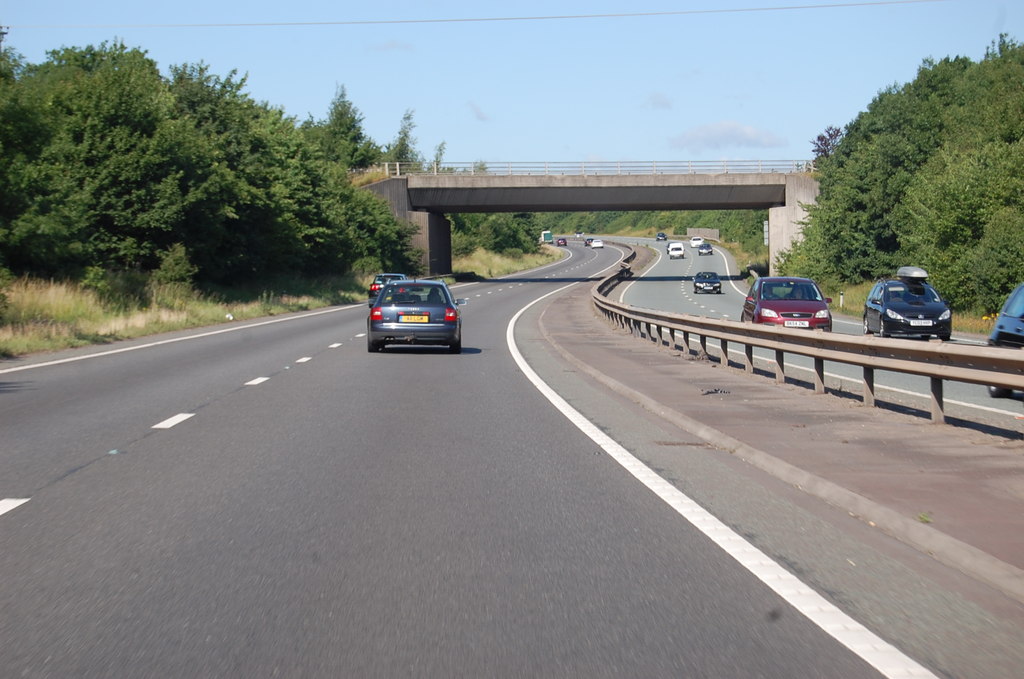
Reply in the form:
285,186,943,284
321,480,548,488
0,242,1017,677
615,237,1023,428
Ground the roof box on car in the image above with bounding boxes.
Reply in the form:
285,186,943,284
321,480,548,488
896,266,929,281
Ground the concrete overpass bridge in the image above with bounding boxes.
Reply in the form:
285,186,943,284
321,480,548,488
365,161,818,275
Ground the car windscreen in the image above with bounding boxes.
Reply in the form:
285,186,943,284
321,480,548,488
762,282,822,301
886,283,941,303
380,285,449,305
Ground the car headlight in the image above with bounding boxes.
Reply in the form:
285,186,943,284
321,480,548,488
760,308,779,319
814,309,831,319
939,309,951,321
885,308,905,321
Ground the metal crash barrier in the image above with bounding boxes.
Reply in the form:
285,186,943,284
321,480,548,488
591,267,1024,424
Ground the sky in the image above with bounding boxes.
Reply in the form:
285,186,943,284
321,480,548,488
3,1,1020,164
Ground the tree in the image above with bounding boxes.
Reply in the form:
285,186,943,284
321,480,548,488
811,125,843,161
301,85,380,169
382,109,422,166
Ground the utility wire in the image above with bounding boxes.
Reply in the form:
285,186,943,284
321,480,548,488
9,1,946,30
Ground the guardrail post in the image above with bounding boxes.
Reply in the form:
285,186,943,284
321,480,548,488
699,334,707,356
930,377,945,424
720,338,729,367
813,357,825,394
863,367,875,407
775,349,785,384
743,343,754,373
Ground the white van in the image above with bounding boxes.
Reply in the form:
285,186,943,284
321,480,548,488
667,242,686,259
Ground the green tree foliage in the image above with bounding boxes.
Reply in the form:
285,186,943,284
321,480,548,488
450,212,541,257
300,85,380,169
382,109,422,166
0,43,417,289
787,35,1024,311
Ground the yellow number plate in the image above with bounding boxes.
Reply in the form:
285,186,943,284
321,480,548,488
400,315,429,323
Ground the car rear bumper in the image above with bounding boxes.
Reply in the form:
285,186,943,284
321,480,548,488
369,323,460,345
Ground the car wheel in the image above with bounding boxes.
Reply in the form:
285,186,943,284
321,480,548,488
863,316,872,335
989,385,1012,398
367,339,382,352
448,340,462,354
939,334,951,342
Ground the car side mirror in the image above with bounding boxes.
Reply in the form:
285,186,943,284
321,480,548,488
368,300,375,308
825,297,833,304
456,298,468,306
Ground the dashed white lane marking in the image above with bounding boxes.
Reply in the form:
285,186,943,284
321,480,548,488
355,333,366,338
295,357,312,363
0,304,364,375
245,377,270,386
507,284,936,679
152,413,195,429
329,343,342,348
0,498,30,517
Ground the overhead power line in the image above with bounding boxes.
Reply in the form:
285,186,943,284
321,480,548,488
9,1,946,30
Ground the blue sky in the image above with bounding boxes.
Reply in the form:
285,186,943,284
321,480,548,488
4,1,1020,163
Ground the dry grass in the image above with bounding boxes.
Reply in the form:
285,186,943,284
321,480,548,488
452,247,562,279
0,277,363,358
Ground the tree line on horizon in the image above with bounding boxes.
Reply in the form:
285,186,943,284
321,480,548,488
3,36,1021,314
0,40,545,306
784,34,1024,313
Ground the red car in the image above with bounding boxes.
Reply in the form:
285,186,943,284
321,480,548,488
741,276,832,331
556,237,568,246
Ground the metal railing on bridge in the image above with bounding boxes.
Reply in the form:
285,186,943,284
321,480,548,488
377,160,814,177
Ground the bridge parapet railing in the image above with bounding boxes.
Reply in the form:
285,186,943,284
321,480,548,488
380,160,814,177
591,273,1024,424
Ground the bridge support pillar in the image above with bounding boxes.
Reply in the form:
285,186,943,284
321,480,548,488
409,211,452,276
768,174,819,275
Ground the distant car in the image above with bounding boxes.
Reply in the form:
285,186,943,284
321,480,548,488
584,237,594,247
987,282,1024,397
697,243,713,256
689,236,705,248
666,240,683,253
575,231,584,238
590,239,605,249
863,267,951,341
556,237,568,246
368,272,408,298
667,242,686,259
367,280,467,353
655,232,668,241
741,276,832,331
693,271,722,294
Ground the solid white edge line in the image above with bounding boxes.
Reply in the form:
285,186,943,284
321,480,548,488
506,285,936,679
152,413,195,429
0,303,364,375
0,498,30,517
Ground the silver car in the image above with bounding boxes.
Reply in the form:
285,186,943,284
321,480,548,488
368,280,467,353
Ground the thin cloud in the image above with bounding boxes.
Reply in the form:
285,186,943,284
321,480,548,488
467,102,491,122
645,93,673,110
669,121,786,152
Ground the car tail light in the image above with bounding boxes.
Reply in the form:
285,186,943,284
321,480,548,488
444,307,458,322
370,307,383,321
